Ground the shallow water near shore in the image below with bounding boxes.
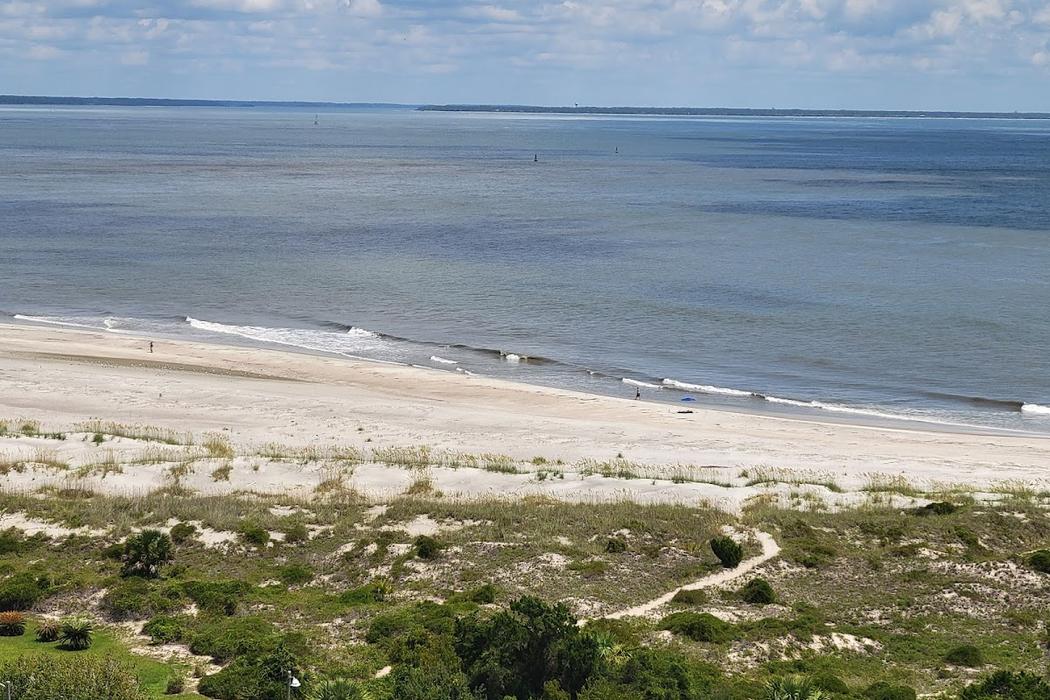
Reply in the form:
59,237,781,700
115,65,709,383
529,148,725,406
1,106,1049,432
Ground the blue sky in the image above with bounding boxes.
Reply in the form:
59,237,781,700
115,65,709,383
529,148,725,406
3,0,1050,109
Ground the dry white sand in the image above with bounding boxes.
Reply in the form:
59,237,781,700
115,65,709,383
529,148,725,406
0,322,1047,504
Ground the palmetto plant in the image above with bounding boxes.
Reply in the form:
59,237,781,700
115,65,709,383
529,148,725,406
307,678,370,700
59,617,94,650
766,676,826,700
121,529,174,578
36,618,60,642
0,611,26,636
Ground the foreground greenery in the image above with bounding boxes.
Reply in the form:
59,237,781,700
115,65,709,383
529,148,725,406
0,482,1046,698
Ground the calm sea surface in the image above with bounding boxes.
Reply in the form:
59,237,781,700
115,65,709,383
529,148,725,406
1,106,1048,431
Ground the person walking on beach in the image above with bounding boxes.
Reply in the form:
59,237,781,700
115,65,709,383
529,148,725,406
149,341,154,354
635,387,641,400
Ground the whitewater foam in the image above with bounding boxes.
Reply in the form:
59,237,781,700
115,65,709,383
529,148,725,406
661,378,754,398
429,355,458,365
1022,403,1050,416
185,317,387,358
622,378,661,389
12,314,129,333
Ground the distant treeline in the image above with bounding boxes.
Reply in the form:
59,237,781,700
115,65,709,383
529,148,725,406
420,104,1050,119
0,95,409,109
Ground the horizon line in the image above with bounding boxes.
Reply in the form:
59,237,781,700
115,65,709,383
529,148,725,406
3,95,1050,119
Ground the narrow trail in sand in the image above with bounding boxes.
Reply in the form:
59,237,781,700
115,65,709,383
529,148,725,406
604,531,781,620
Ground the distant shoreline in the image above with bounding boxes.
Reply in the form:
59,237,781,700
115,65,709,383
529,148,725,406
3,95,1049,119
419,104,1050,120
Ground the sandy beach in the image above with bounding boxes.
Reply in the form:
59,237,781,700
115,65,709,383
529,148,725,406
0,321,1047,506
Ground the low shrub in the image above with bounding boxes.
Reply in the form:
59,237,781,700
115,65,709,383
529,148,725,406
282,522,309,544
466,584,497,604
35,619,59,642
863,681,917,700
960,671,1050,699
670,589,708,605
142,615,188,644
189,615,278,663
918,501,958,516
0,654,145,700
741,578,776,605
414,535,443,559
102,578,182,619
0,611,26,636
605,537,628,553
58,617,93,650
0,572,50,611
339,582,390,605
238,523,270,547
710,536,743,568
165,676,185,695
182,579,250,616
812,672,849,694
945,644,984,667
169,522,197,545
1028,550,1050,574
659,611,732,643
277,563,314,586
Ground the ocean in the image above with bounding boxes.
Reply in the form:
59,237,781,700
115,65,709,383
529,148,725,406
1,105,1048,432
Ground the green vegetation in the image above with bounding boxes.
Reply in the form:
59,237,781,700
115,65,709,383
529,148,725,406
0,612,25,636
59,617,94,650
122,530,175,578
710,535,744,568
1028,549,1050,574
741,577,776,604
0,436,1045,699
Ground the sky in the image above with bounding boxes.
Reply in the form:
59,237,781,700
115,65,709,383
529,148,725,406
2,0,1050,110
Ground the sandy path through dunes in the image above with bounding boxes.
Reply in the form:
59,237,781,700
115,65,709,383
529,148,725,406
605,532,781,620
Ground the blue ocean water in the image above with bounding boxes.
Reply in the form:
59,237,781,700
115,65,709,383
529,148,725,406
1,105,1048,431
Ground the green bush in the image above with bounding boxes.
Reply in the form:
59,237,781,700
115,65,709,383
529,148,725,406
197,639,300,700
466,584,498,604
414,535,443,559
670,589,707,605
945,644,984,667
710,536,743,568
659,611,732,642
277,563,314,586
0,572,50,611
604,537,628,554
121,530,174,578
169,522,197,545
238,523,270,547
0,611,26,636
863,681,916,700
811,673,849,694
189,615,278,662
918,501,958,516
182,579,251,616
960,671,1050,699
58,617,93,650
102,578,182,619
339,582,390,605
282,522,309,544
142,615,188,644
741,578,776,605
307,678,369,700
1028,550,1050,574
766,675,827,699
165,676,185,695
0,654,146,700
35,619,59,642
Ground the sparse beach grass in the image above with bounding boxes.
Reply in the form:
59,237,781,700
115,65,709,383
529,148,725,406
74,420,193,445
